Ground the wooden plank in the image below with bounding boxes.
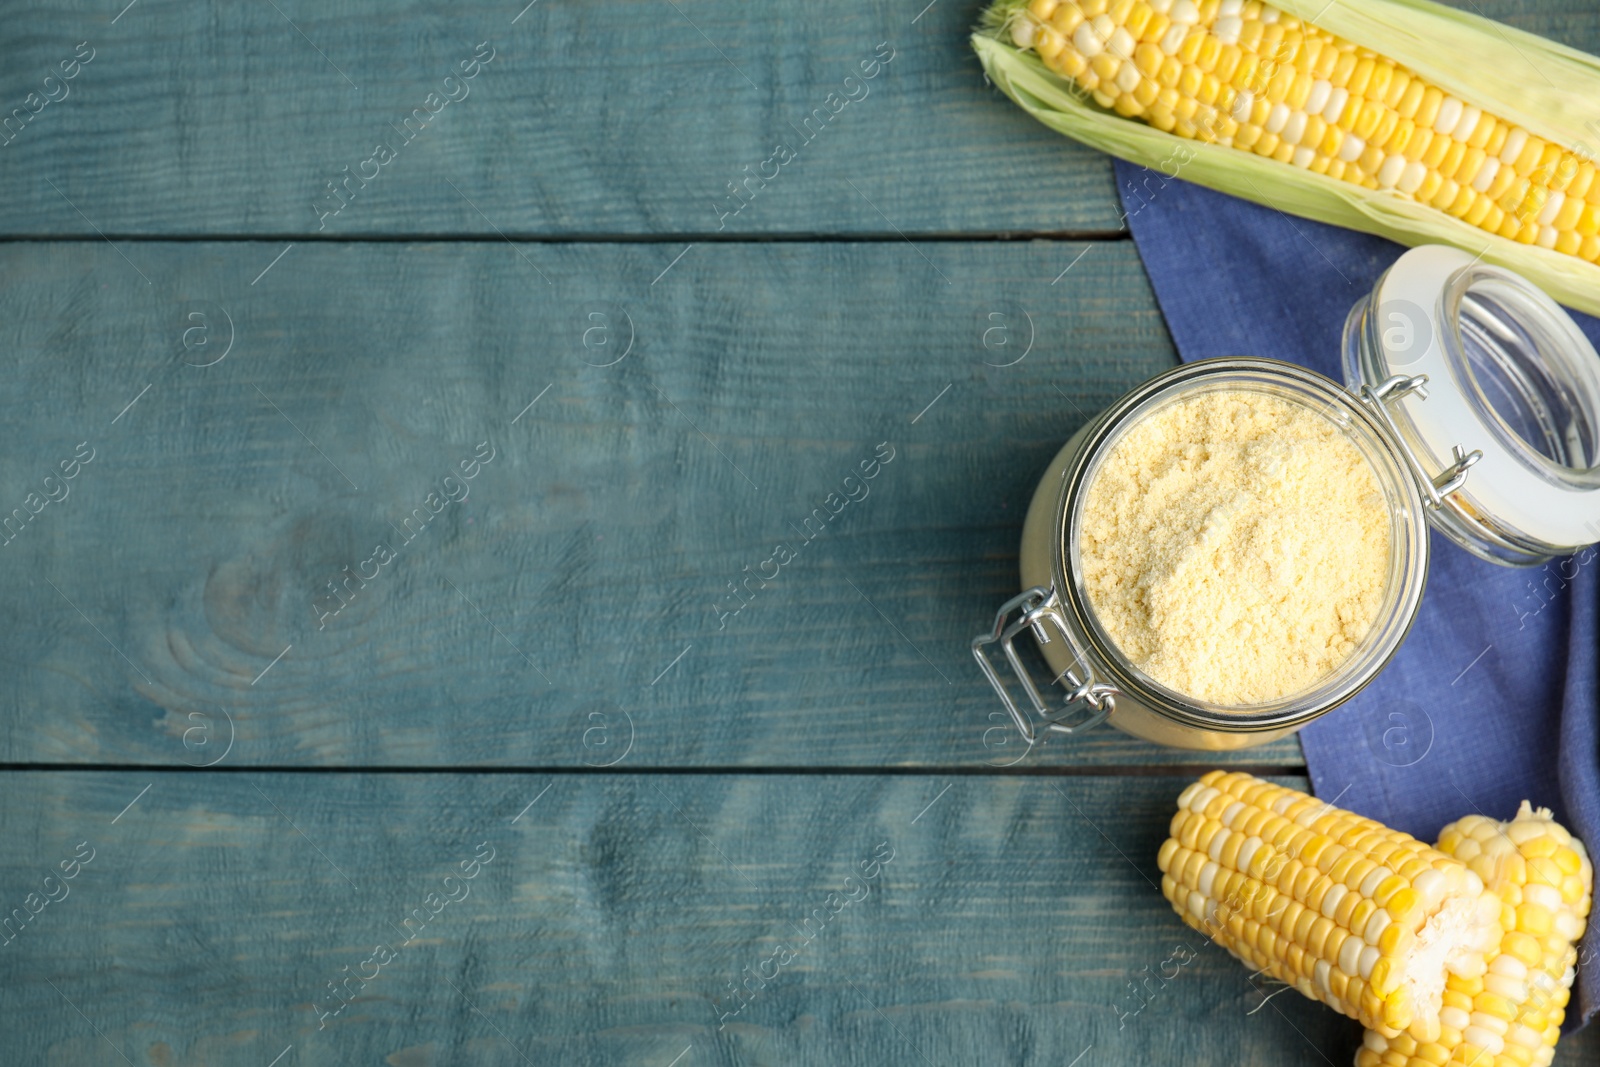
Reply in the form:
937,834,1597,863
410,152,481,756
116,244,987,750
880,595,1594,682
0,238,1312,769
21,771,1594,1066
0,0,1123,237
5,1,1599,239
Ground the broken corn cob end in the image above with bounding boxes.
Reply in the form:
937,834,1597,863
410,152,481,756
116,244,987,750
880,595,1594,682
1356,800,1591,1067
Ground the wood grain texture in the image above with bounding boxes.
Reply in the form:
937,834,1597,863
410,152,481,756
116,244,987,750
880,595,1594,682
0,0,1124,237
21,771,1589,1067
3,0,1598,239
0,237,1317,770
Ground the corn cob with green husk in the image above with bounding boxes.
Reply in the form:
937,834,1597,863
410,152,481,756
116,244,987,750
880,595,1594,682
974,0,1600,316
1357,802,1592,1067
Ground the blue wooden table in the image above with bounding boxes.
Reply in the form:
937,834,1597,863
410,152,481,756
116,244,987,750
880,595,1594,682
1,2,1595,1064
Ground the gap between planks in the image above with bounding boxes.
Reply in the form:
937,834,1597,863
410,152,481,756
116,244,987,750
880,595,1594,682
0,762,1304,777
0,230,1134,245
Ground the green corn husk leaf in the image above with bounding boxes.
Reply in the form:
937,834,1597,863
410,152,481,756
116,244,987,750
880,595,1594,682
974,0,1600,318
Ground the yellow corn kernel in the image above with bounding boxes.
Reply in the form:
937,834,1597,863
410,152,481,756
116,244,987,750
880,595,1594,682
1178,29,1204,64
1464,193,1495,228
1479,122,1507,160
1091,53,1121,80
1231,53,1260,92
1385,117,1414,155
1513,135,1546,176
1330,50,1358,88
1299,36,1325,74
1383,69,1411,110
1311,40,1338,79
1577,204,1600,237
1263,64,1292,103
1566,163,1595,203
1239,18,1264,53
1412,86,1443,130
1213,42,1241,81
1319,125,1345,160
1403,127,1434,163
1448,145,1484,185
1364,62,1393,103
1421,133,1450,170
1429,177,1459,211
1346,56,1375,97
1437,140,1468,182
1124,1,1153,38
1178,63,1203,97
1135,41,1163,77
1051,4,1085,31
1537,143,1566,186
1480,203,1506,235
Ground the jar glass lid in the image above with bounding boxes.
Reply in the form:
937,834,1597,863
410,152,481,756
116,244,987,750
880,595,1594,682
1342,245,1600,565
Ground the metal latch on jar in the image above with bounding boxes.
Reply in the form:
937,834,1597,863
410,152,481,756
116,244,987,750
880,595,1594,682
970,585,1117,746
1359,374,1482,508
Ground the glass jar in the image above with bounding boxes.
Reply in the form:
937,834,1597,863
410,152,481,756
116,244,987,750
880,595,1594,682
973,245,1600,752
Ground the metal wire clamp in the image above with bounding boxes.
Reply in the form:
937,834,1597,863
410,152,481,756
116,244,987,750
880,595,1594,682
1359,374,1482,507
971,585,1116,746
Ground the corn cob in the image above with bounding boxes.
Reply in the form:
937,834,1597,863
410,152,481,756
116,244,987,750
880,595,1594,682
1357,801,1592,1067
1003,0,1598,257
973,0,1600,316
1158,771,1503,1041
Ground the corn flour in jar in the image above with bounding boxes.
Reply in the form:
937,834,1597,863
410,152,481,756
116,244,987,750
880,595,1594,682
1078,389,1391,706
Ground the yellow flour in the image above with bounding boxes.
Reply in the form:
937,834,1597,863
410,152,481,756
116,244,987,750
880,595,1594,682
1078,389,1391,706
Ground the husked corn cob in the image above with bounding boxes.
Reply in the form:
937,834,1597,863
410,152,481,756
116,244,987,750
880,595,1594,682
1158,771,1503,1041
1000,0,1600,261
1357,801,1592,1067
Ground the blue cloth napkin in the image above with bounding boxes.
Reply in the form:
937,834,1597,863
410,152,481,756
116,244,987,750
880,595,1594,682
1114,158,1599,1029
